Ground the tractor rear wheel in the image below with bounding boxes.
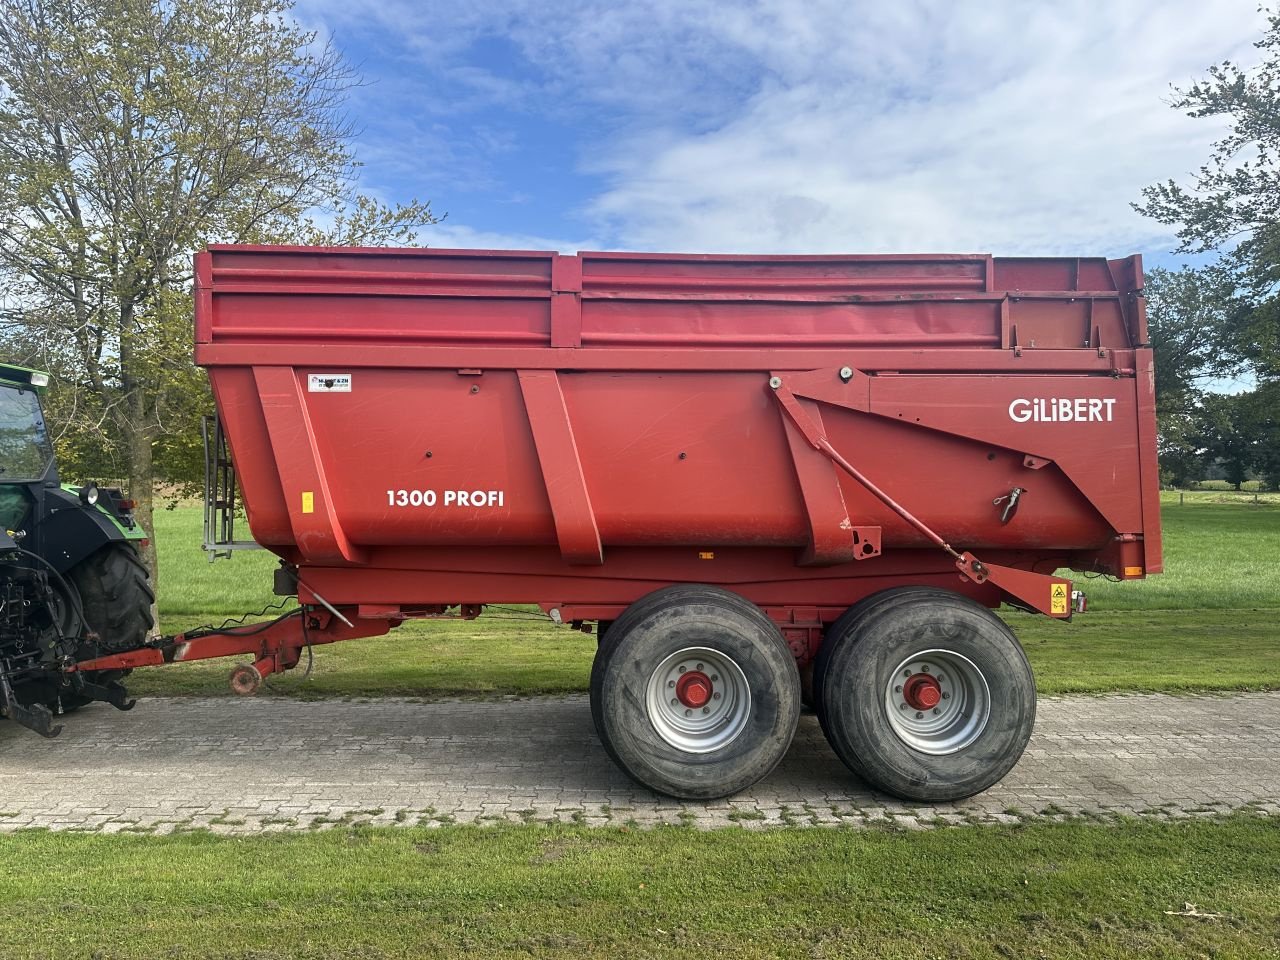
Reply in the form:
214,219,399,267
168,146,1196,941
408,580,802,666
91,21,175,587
68,542,154,653
56,543,153,712
590,585,800,800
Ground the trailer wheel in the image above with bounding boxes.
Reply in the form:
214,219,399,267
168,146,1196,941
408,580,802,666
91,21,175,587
812,586,942,770
590,585,800,800
813,588,944,730
818,590,1034,802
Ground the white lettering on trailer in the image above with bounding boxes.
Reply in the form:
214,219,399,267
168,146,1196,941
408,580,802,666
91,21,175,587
386,489,505,508
1008,398,1116,423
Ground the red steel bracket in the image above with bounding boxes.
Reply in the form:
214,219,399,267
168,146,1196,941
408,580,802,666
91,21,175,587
253,366,368,564
771,374,1072,618
518,369,604,565
779,394,881,565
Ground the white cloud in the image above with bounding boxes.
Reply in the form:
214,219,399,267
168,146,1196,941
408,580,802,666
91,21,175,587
298,0,1269,255
579,1,1269,254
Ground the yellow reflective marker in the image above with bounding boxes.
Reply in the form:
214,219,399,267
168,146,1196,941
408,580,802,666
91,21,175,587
698,551,715,560
1123,565,1144,577
1050,582,1068,615
301,491,315,514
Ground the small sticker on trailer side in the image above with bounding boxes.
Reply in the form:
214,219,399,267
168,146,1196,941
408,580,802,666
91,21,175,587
308,373,352,392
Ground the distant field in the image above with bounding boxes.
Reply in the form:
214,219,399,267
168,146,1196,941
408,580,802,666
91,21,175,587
134,495,1279,699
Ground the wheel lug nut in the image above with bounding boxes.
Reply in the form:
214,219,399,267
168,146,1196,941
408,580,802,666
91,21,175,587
942,692,951,700
921,665,930,673
678,666,686,674
696,663,704,671
684,709,692,717
933,708,940,715
671,698,679,707
711,674,719,682
702,707,710,715
713,692,721,700
894,685,902,693
903,669,911,678
899,703,907,710
668,680,675,688
916,711,924,719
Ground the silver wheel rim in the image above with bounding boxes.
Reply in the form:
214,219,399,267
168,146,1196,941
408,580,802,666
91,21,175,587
883,649,990,755
645,646,751,754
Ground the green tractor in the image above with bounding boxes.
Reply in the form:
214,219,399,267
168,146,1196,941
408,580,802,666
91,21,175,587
0,363,153,737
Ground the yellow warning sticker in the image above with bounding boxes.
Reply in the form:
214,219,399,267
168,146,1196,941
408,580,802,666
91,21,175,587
301,491,314,514
1050,583,1068,615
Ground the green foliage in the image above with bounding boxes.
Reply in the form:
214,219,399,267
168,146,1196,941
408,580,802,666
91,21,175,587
1197,392,1259,488
1144,266,1245,414
1247,379,1280,489
1134,14,1280,486
0,0,439,504
1134,9,1280,377
1159,383,1280,491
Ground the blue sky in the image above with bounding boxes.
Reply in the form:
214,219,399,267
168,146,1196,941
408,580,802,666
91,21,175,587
295,0,1267,268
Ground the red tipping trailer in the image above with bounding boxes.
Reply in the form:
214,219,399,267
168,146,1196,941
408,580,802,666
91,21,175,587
85,246,1161,801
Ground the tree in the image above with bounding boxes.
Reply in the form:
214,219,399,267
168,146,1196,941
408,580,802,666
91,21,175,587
1195,392,1261,490
1144,265,1246,414
1244,380,1280,489
1134,9,1280,377
1155,409,1207,488
0,0,439,615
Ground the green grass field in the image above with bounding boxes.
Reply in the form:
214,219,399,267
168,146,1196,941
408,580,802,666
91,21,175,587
134,493,1280,699
2,814,1277,959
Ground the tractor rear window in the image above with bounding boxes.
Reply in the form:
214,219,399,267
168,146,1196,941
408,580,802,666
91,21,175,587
0,387,53,481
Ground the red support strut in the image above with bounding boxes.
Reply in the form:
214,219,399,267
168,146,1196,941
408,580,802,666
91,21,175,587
68,608,394,679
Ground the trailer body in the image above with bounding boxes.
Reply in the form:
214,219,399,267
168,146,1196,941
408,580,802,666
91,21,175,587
193,247,1159,628
74,245,1161,802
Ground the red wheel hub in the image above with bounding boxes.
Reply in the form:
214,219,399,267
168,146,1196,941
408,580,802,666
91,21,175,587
675,671,713,708
902,673,941,710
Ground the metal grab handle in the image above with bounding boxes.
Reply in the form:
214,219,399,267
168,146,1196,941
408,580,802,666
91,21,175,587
992,487,1025,524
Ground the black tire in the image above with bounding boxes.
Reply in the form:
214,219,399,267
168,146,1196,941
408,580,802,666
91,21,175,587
590,585,801,800
68,543,155,653
818,589,1035,802
813,586,944,774
813,587,944,734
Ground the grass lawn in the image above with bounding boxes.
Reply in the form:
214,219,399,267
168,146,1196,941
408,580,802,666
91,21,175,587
2,814,1276,960
135,493,1280,699
1073,490,1280,611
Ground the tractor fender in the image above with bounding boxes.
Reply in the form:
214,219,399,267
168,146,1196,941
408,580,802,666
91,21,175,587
37,487,141,575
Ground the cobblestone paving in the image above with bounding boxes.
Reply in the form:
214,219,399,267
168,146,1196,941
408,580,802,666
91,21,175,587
1,693,1277,833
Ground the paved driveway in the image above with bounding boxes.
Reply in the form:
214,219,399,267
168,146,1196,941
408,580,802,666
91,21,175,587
1,693,1277,833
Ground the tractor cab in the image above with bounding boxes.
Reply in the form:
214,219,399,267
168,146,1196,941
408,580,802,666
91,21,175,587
0,365,56,534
